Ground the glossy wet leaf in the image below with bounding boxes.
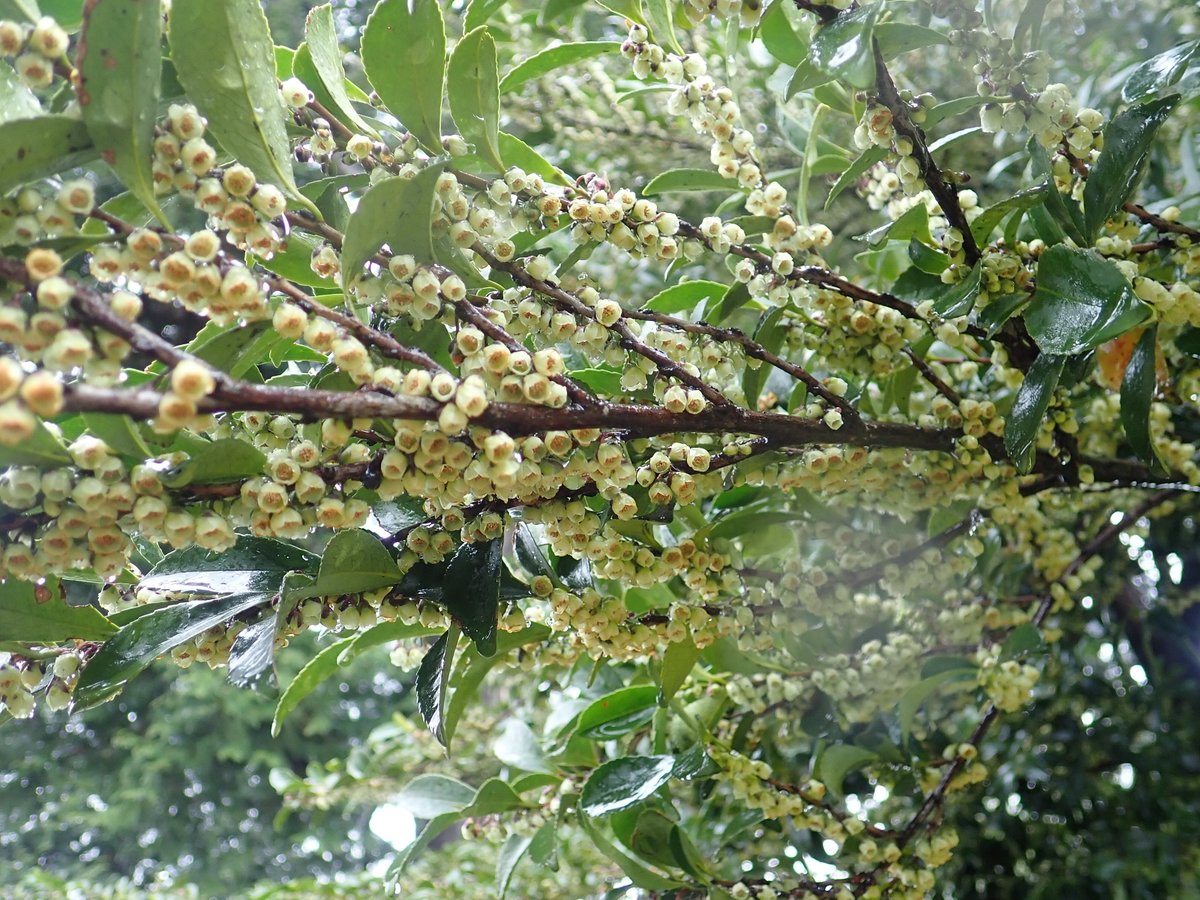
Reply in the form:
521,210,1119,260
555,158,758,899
226,610,278,688
1124,39,1200,102
417,625,459,745
932,261,982,318
969,182,1050,246
0,57,41,124
0,577,116,642
340,164,443,290
1025,245,1150,354
1003,351,1066,473
0,115,94,194
362,0,446,151
499,41,621,93
808,4,880,90
71,592,270,710
440,537,501,656
580,755,676,816
77,0,165,225
575,684,658,739
1120,325,1161,468
1083,94,1179,242
301,4,376,138
140,535,318,595
448,26,504,171
286,529,401,600
1027,139,1084,244
168,0,312,211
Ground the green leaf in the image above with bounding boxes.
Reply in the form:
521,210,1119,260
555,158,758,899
932,262,982,318
362,0,446,151
498,131,571,185
160,437,266,487
814,744,877,797
0,61,42,124
0,116,94,194
1123,39,1200,102
925,94,990,127
443,624,550,746
1027,139,1084,244
898,666,977,741
785,60,831,98
497,832,535,900
71,592,270,710
301,4,377,138
336,620,439,665
340,164,444,290
643,0,681,55
908,238,950,275
226,611,278,688
142,535,318,595
642,167,739,196
874,22,947,59
658,637,701,706
1025,245,1150,354
578,815,683,890
568,367,622,396
978,291,1029,337
1003,351,1066,473
826,145,888,209
287,529,401,601
77,0,165,225
440,537,501,656
970,183,1051,246
271,632,360,735
449,26,505,171
0,0,39,23
575,684,659,739
0,577,116,642
1001,622,1046,661
1120,325,1161,468
857,203,932,247
0,418,71,468
709,280,752,325
396,773,477,817
1083,94,1180,242
759,0,807,66
494,719,553,774
581,755,678,816
81,412,152,460
808,4,880,90
417,626,460,745
1013,0,1051,52
499,41,621,93
168,0,312,212
643,280,728,314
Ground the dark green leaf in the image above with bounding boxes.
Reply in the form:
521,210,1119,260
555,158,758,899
808,4,880,90
371,496,429,533
578,815,682,890
160,437,266,487
302,4,377,138
709,280,752,324
1003,351,1066,473
581,755,678,816
1120,325,1161,468
1027,139,1084,244
643,280,727,314
642,168,740,196
760,0,807,66
857,202,932,247
1025,245,1150,354
0,577,116,642
970,183,1051,246
785,59,831,98
417,626,460,745
978,291,1029,337
443,625,550,746
499,41,621,93
1001,622,1046,660
449,26,504,171
908,238,950,275
340,164,444,289
441,537,502,656
0,116,94,194
362,0,446,151
529,819,558,869
77,0,164,224
1083,94,1180,242
72,592,270,710
168,0,312,211
142,534,317,596
1123,39,1199,101
932,261,982,318
814,744,877,797
288,529,401,600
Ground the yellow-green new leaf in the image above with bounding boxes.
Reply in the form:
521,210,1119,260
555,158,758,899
168,0,314,213
77,0,166,225
449,26,504,171
362,0,446,152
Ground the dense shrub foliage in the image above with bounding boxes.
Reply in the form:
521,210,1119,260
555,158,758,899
1,0,1198,896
